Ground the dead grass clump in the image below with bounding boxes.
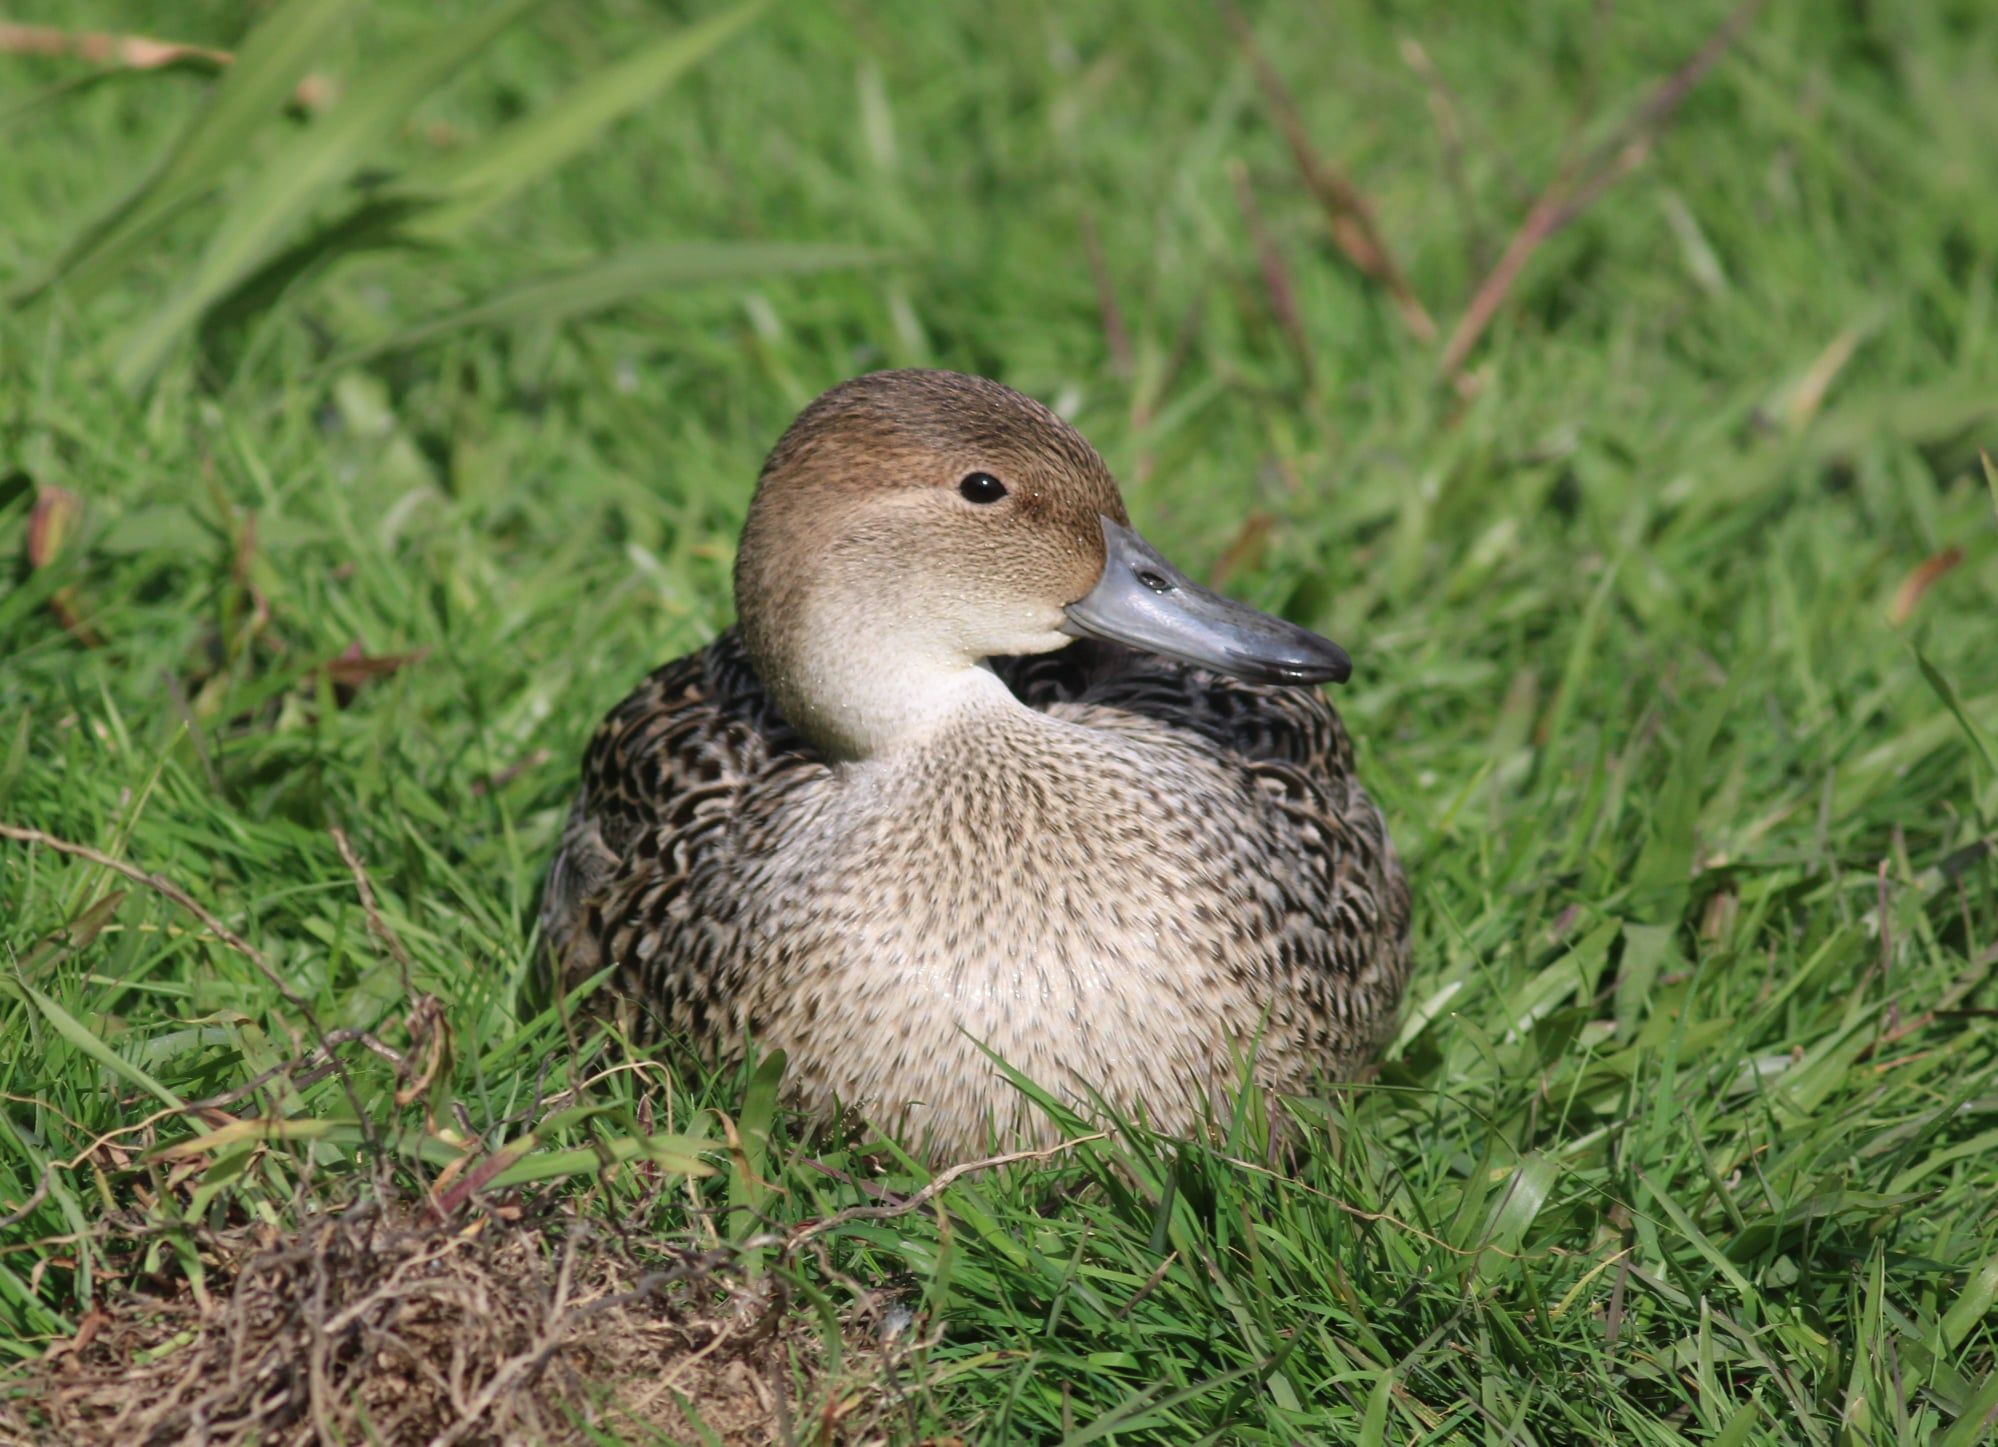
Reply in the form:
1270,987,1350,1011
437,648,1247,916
2,1199,898,1446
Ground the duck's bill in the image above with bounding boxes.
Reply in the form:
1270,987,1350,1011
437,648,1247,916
1061,518,1351,686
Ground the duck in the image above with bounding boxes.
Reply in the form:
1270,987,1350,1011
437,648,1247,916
541,369,1410,1160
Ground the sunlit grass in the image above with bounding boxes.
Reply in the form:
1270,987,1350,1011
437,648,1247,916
2,0,1995,1440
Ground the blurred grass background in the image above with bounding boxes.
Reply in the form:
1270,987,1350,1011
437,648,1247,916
2,0,1996,1440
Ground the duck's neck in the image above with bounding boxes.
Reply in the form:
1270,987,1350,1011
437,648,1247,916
767,643,1032,763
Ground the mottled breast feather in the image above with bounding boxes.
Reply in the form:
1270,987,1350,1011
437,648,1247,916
541,629,1411,1160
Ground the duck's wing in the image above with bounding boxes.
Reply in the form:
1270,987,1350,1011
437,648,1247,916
999,640,1411,1002
998,638,1351,772
540,628,812,987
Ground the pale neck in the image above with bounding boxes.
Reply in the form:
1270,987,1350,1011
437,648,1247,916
768,641,1029,762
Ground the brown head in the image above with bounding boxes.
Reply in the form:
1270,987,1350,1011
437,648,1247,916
734,370,1347,759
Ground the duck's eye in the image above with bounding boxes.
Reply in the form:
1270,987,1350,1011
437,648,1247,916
958,472,1008,504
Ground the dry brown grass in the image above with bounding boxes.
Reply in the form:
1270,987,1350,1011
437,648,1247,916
1,1197,922,1447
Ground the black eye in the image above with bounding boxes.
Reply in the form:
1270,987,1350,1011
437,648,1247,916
958,472,1008,504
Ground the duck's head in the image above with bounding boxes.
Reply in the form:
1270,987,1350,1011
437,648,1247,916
735,369,1350,759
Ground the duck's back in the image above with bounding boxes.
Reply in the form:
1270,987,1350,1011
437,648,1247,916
542,629,1409,1155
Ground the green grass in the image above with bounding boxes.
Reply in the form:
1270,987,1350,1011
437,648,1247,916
3,0,1997,1440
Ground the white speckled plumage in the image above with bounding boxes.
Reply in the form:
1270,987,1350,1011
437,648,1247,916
542,370,1410,1160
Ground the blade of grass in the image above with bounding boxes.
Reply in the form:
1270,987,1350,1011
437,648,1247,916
732,1048,785,1209
727,1048,786,1274
1356,1368,1396,1447
1913,644,1995,777
1477,1154,1558,1284
482,1132,716,1187
402,0,768,240
1630,670,1739,925
1639,1168,1756,1303
16,0,358,306
1939,1368,1998,1447
154,1115,345,1158
110,0,543,388
11,979,184,1109
1941,1255,1998,1352
325,241,882,366
1711,1394,1764,1447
